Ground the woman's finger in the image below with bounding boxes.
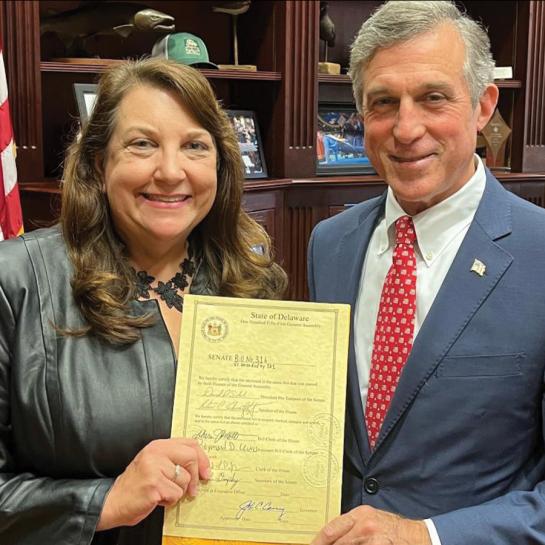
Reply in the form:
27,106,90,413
156,475,187,507
172,452,200,497
172,463,192,493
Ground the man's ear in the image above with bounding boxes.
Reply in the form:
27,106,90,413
476,83,500,131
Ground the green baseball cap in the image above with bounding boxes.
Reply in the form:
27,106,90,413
152,32,218,69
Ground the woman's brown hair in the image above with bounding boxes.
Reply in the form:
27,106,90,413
60,58,287,344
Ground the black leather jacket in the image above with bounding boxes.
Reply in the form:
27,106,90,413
0,227,214,544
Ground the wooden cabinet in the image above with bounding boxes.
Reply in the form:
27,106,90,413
9,1,540,183
318,0,545,173
1,0,545,300
1,0,320,182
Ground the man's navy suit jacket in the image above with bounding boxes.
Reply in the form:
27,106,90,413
308,171,545,544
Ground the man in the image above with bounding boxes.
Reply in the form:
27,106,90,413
308,2,545,544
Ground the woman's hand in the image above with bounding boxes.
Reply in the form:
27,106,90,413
96,438,210,531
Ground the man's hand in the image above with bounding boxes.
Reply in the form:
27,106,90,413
311,505,432,545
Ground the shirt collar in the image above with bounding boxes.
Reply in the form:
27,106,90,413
377,155,487,266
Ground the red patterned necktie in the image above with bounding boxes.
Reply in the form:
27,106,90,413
365,215,417,449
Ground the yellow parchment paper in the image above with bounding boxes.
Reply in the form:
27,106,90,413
163,295,349,545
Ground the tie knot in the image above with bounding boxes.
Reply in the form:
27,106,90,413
395,215,416,246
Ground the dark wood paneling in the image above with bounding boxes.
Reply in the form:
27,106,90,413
1,0,43,181
461,1,518,67
324,1,382,70
242,186,285,267
511,0,545,172
522,0,545,171
502,179,545,208
247,209,276,239
41,61,282,80
328,205,350,217
287,205,313,300
271,1,319,178
285,179,385,300
19,181,60,231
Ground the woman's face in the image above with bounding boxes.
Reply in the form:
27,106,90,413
102,84,218,254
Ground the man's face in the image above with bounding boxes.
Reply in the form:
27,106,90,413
361,23,497,215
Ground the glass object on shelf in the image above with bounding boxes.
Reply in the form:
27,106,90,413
480,109,512,170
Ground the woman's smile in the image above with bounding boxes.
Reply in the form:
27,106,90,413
139,192,192,208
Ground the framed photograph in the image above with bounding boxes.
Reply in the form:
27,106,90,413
73,83,98,125
226,110,268,179
317,103,373,175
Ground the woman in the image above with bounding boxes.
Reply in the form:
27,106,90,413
0,58,287,544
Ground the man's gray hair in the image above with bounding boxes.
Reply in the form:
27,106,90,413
349,1,495,112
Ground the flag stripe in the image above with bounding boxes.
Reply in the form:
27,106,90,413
0,100,13,150
0,40,23,241
0,143,23,239
0,149,6,227
0,51,7,104
1,139,17,194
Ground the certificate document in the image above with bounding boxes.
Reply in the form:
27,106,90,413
163,295,350,545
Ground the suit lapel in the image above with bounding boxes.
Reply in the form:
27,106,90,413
372,173,514,454
335,197,385,467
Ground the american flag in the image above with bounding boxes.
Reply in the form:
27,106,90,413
0,39,23,241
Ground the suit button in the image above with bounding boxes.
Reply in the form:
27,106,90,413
364,477,379,494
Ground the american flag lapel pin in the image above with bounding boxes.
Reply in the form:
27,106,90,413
470,259,486,277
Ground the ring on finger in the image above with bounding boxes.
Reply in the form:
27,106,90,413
174,464,181,481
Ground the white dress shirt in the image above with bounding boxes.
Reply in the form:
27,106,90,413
353,156,487,545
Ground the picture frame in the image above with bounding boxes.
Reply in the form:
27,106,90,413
73,83,98,125
316,103,373,175
226,110,268,179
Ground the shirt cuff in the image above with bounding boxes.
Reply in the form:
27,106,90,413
424,518,442,545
